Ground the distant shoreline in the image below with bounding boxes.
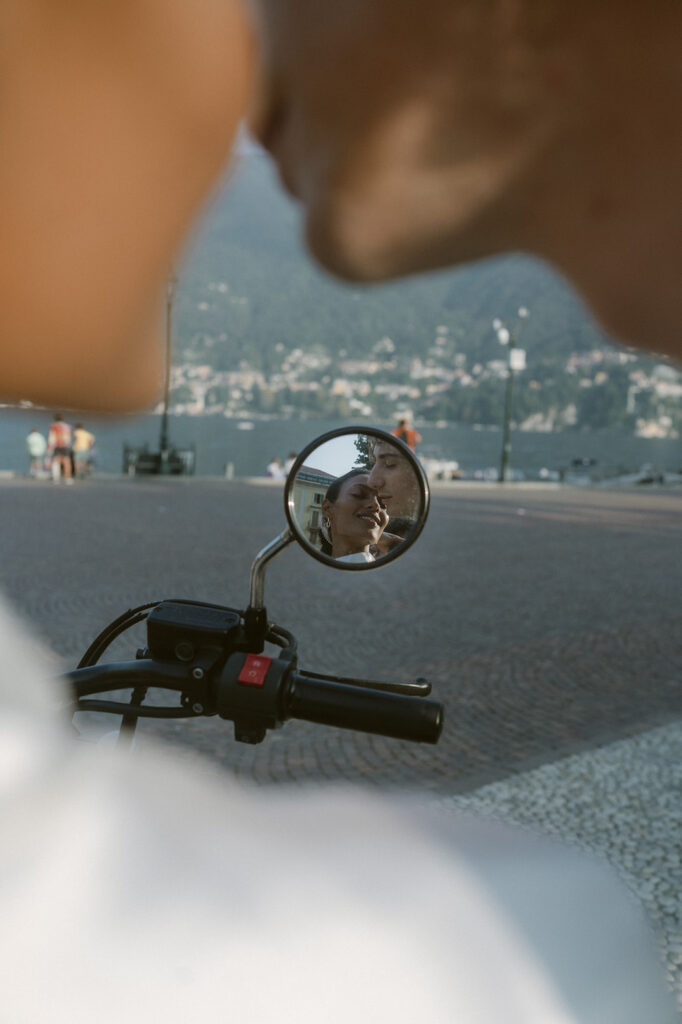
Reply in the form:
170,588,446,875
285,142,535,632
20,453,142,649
1,410,679,481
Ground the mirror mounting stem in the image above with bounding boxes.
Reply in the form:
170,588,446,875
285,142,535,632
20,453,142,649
243,606,268,652
248,528,294,610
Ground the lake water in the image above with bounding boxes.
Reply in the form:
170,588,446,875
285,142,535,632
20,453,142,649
1,409,680,480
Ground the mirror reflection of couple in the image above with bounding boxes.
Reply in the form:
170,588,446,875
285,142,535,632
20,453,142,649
319,440,419,563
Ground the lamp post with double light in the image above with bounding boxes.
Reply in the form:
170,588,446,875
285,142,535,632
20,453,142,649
493,306,529,482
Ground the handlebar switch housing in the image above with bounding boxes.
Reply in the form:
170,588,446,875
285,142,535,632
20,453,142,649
217,652,292,744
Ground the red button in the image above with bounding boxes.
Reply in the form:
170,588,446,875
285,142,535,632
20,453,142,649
237,654,272,687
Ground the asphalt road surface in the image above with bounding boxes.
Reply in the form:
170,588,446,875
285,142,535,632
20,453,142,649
1,477,680,792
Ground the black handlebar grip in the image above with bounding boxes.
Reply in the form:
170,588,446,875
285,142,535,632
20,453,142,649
285,673,443,744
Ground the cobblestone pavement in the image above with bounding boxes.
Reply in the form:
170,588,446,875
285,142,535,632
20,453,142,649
2,478,679,788
442,721,682,1012
1,477,681,1001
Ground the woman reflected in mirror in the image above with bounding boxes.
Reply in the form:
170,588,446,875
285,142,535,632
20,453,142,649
320,470,389,563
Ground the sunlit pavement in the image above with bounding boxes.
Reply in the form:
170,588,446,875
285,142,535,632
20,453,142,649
1,478,680,1002
443,721,682,1010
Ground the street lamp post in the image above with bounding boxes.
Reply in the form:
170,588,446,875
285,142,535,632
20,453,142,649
159,273,177,473
493,307,529,482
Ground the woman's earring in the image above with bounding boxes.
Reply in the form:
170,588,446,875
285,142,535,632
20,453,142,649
320,515,332,546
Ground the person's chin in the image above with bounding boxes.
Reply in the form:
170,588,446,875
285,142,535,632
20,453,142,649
295,144,528,283
302,187,469,284
303,205,406,283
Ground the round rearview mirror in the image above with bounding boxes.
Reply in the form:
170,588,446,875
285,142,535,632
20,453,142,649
284,427,429,570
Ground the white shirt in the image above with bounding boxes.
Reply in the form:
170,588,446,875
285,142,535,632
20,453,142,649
336,550,375,563
26,431,47,458
0,595,674,1023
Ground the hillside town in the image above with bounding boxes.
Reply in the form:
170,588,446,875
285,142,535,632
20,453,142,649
161,328,681,439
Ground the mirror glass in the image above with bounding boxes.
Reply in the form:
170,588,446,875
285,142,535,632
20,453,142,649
285,427,429,570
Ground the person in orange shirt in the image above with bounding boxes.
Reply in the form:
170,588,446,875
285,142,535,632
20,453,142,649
391,418,422,452
46,414,74,483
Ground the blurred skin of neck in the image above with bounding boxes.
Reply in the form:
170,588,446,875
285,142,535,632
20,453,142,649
249,0,681,359
522,3,682,355
388,1,682,356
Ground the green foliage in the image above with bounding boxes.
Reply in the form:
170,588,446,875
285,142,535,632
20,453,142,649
353,434,374,469
177,156,613,373
169,384,194,406
574,366,636,430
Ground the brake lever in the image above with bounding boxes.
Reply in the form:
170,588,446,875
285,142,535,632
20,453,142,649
299,672,432,698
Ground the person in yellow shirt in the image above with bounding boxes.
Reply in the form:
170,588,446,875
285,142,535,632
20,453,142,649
72,424,96,479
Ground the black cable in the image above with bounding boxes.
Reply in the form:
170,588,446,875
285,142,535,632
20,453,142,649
77,602,159,668
266,623,297,655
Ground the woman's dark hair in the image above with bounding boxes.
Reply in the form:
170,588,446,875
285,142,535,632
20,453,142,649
319,468,367,555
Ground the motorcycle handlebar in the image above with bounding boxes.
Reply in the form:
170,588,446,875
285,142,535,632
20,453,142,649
65,660,189,699
284,671,443,745
66,659,444,746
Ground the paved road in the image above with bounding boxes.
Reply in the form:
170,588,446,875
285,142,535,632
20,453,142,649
1,477,680,791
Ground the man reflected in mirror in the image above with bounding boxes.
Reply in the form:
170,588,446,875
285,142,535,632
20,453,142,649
367,439,421,527
350,434,423,556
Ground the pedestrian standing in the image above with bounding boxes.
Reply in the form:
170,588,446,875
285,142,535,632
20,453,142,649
391,418,422,452
47,413,74,483
73,423,96,478
266,456,285,479
25,427,47,477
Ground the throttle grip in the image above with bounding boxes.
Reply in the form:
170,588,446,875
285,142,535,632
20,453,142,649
285,672,443,744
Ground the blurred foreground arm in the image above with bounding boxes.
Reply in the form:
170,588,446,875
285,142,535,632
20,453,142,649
0,0,253,411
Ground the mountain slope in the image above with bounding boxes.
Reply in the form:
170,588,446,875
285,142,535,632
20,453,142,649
177,154,611,370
